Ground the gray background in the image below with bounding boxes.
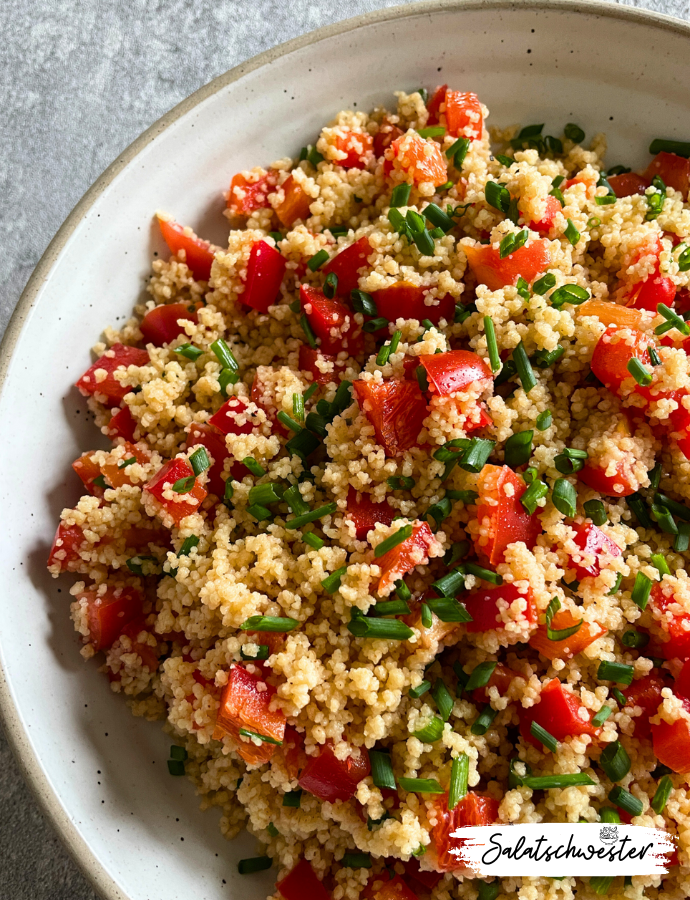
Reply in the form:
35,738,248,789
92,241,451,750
0,0,687,896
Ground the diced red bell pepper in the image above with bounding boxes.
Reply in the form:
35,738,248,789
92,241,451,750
280,726,308,780
118,615,160,672
419,349,492,396
346,486,395,540
519,679,597,749
76,344,150,405
569,523,622,580
300,284,363,356
529,195,562,234
123,524,170,553
431,792,500,871
374,118,405,157
47,522,86,570
577,299,648,330
186,422,229,497
105,406,138,442
608,172,650,198
334,130,373,169
463,584,536,634
373,282,455,326
372,875,419,900
676,659,690,700
208,397,257,436
376,521,436,594
227,170,278,216
464,240,551,291
627,268,676,313
100,441,149,490
529,610,606,661
243,240,286,313
298,742,370,802
71,452,102,496
387,132,448,187
644,151,690,199
72,440,149,496
144,457,207,525
578,458,637,497
213,664,286,766
156,214,215,281
403,858,442,891
652,707,690,774
675,287,690,317
353,380,428,457
140,302,197,347
298,345,344,386
623,673,665,740
590,325,652,394
647,583,690,660
277,860,331,900
473,464,541,566
322,236,372,298
471,662,520,704
275,174,312,226
444,90,483,141
425,84,448,126
76,586,144,651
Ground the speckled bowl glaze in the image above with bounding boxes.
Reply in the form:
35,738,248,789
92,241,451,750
2,2,690,898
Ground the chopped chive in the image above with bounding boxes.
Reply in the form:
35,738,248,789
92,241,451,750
627,357,652,386
211,338,239,372
448,753,469,809
283,484,309,516
549,284,589,309
649,463,663,491
432,567,466,598
612,688,628,707
471,705,498,735
608,785,643,818
649,138,690,157
350,289,378,317
464,562,503,585
651,774,673,814
465,661,497,693
520,477,548,515
523,773,595,789
413,715,445,743
656,493,690,522
395,579,412,601
238,727,283,746
118,456,137,469
584,499,607,526
282,790,302,808
485,181,511,214
484,317,501,374
536,410,552,431
387,475,415,491
675,522,690,552
426,596,472,623
244,503,271,520
303,532,325,550
285,502,337,530
374,524,413,558
223,479,234,507
391,183,411,208
266,823,279,837
425,497,452,530
646,177,667,221
300,314,317,349
564,123,585,143
218,367,239,396
248,483,283,508
564,219,580,246
285,428,320,461
409,680,431,699
600,807,620,824
552,477,577,518
600,740,631,782
243,457,266,477
590,876,613,895
292,393,305,423
515,275,530,300
651,552,671,577
174,343,204,361
321,566,347,593
545,595,583,641
172,475,195,494
495,154,514,167
554,447,588,475
170,745,188,761
421,602,433,628
655,303,690,337
240,644,269,661
307,249,329,271
678,244,690,273
533,273,557,295
373,598,411,617
631,572,653,610
341,852,372,869
446,490,478,505
504,430,533,467
454,662,469,693
277,410,303,433
398,777,444,794
513,342,537,394
476,881,501,900
530,721,559,752
621,629,649,649
322,271,338,299
240,616,299,632
370,750,396,790
587,216,601,229
595,194,617,206
626,492,654,529
167,759,185,776
237,856,273,875
423,202,455,232
418,125,446,138
178,535,200,557
431,680,454,721
303,382,318,403
447,137,471,168
592,704,613,727
347,612,413,641
460,437,495,473
597,660,634,686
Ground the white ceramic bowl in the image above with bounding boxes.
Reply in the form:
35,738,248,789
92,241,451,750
3,1,690,898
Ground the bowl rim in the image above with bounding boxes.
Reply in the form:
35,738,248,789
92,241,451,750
2,0,690,896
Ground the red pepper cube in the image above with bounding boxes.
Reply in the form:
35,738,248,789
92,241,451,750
372,875,419,900
518,678,597,749
464,239,551,291
333,130,373,169
419,349,492,397
643,151,690,200
243,240,286,313
208,398,258,436
144,458,207,525
652,710,690,774
569,522,622,581
463,584,536,634
529,610,606,661
47,521,86,571
608,172,650,198
373,282,455,326
185,423,229,498
300,284,363,356
387,132,448,187
529,195,562,234
213,664,286,766
76,586,144,651
346,486,395,540
473,464,541,566
322,236,372,298
227,170,277,216
590,325,652,394
444,90,483,141
105,406,138,442
353,379,428,457
75,343,149,406
276,860,331,900
275,174,312,227
376,521,436,595
156,214,215,281
623,673,665,740
298,742,370,803
430,791,500,871
425,84,448,125
140,302,198,347
298,344,344,386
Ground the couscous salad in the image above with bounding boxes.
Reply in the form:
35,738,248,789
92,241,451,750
48,85,690,900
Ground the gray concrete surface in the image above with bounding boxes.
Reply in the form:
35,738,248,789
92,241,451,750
0,0,688,897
